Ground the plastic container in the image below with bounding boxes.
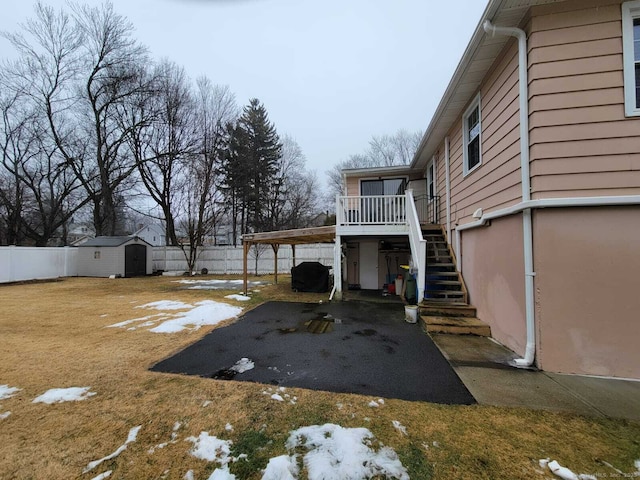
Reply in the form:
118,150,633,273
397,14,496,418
404,305,418,323
394,277,403,296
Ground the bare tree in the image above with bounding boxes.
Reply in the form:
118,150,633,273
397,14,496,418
175,79,237,271
266,135,320,230
69,2,153,236
2,2,155,237
326,129,423,199
128,60,198,246
0,56,88,246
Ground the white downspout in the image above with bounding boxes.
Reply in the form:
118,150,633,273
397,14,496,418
483,20,536,368
445,137,451,244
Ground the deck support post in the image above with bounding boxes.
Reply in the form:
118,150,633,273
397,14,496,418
271,243,279,284
243,241,249,293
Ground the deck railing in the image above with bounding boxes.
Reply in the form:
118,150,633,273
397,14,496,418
414,194,439,224
337,195,407,225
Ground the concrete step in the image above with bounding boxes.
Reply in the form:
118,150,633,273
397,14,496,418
421,315,491,336
420,302,477,317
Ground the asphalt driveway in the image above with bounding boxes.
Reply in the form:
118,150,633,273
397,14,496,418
151,301,475,404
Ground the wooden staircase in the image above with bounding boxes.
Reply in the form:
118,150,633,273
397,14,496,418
423,226,467,303
419,225,490,337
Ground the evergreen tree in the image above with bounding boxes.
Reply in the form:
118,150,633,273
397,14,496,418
220,99,282,239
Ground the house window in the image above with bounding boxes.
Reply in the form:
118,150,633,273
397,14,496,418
94,251,100,259
463,93,482,175
622,1,640,116
360,178,406,196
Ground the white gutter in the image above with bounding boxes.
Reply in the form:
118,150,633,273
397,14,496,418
483,20,534,368
445,137,451,243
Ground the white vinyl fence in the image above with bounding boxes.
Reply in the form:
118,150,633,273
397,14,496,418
0,246,78,283
0,243,334,283
153,244,334,274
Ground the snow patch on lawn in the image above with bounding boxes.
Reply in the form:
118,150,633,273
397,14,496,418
275,423,409,480
83,425,141,473
0,411,11,420
0,385,20,400
539,458,607,480
174,279,266,291
90,471,112,480
109,300,242,333
262,455,299,480
186,431,232,463
224,294,251,301
138,300,194,310
392,421,407,436
186,432,238,479
33,387,96,404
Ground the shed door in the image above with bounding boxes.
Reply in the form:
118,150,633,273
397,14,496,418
125,244,147,277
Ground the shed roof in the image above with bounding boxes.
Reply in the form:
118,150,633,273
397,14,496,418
79,236,151,247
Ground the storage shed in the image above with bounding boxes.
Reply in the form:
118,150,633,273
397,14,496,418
77,236,152,278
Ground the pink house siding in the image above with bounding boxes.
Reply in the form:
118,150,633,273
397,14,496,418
444,40,523,227
528,0,640,198
461,214,527,356
533,206,640,378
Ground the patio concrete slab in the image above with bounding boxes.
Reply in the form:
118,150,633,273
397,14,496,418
431,334,640,421
151,301,475,405
546,373,640,422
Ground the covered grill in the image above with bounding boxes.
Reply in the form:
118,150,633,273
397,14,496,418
291,262,330,293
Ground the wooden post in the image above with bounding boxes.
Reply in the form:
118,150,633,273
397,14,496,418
271,243,279,284
243,241,249,293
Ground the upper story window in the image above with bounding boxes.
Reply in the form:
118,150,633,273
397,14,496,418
463,93,482,175
622,1,640,116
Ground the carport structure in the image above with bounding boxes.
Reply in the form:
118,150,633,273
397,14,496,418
241,226,336,293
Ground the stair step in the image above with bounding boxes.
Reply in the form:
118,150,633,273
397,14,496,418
420,302,477,318
426,280,461,286
426,271,458,276
426,290,465,296
420,315,491,337
428,263,455,268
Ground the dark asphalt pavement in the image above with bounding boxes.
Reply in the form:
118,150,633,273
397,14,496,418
151,301,475,404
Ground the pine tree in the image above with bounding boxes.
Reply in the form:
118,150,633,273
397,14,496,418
220,99,282,238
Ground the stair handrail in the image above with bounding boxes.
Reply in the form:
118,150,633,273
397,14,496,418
405,189,426,303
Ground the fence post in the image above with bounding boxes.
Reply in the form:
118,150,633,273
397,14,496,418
9,245,16,282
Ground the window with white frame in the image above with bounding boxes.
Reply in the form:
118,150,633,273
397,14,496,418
463,94,482,175
622,1,640,116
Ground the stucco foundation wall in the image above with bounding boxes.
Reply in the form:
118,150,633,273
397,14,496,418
460,214,526,355
533,206,640,379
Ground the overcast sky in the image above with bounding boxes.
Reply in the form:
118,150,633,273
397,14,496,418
0,0,487,183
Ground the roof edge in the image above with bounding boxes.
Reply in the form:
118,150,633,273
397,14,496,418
410,0,503,168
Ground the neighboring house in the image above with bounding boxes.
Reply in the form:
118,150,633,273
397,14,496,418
132,223,166,247
334,0,640,380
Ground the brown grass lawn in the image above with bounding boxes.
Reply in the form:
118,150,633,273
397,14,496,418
0,276,638,479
